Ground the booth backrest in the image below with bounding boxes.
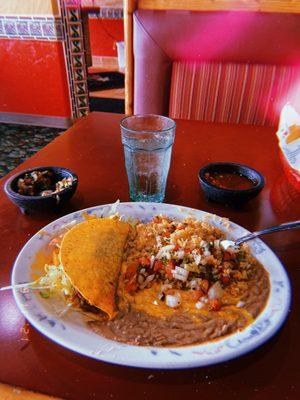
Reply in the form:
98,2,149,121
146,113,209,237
169,61,300,126
133,10,300,125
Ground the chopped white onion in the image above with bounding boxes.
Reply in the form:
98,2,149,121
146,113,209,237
208,282,224,299
204,249,211,257
214,240,220,248
146,274,155,283
200,240,211,256
172,266,189,282
194,254,202,265
176,250,185,259
200,296,208,303
166,293,181,308
161,283,172,292
220,240,235,251
195,301,205,309
140,274,155,289
236,300,245,308
156,236,162,247
157,292,164,300
150,255,156,269
156,245,175,259
189,279,198,289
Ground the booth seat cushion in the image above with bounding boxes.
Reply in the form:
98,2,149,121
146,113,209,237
169,61,300,126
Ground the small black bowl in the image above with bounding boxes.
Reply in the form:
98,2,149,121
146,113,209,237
4,166,78,214
199,162,265,205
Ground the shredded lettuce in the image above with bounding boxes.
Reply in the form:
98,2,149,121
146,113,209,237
39,264,74,297
108,199,120,217
0,263,74,299
39,290,50,298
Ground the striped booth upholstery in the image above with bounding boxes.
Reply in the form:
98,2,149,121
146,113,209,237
133,10,300,127
169,61,300,127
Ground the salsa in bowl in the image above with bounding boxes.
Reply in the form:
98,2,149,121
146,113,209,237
199,162,265,205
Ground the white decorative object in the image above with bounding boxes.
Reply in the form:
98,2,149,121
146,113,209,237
116,41,125,69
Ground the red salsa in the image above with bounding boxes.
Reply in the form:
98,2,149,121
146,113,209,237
204,171,256,190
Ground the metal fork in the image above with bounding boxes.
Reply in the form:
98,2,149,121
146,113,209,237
235,220,300,246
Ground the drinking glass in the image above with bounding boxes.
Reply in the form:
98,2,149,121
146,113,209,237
121,114,176,202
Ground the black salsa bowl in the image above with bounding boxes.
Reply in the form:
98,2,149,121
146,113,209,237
199,162,265,205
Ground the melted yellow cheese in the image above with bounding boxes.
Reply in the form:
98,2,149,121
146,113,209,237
126,282,254,327
129,283,209,319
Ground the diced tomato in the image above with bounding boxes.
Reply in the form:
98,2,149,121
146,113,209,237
165,260,176,279
164,231,170,238
222,261,233,269
209,298,221,311
221,275,230,284
125,275,138,293
191,289,204,302
223,251,232,261
126,260,139,278
173,245,180,251
223,251,236,261
139,256,151,267
200,279,209,293
165,269,173,280
153,260,164,272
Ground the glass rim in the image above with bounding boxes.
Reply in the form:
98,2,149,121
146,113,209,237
120,114,176,134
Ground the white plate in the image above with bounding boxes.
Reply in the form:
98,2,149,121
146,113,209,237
12,203,291,369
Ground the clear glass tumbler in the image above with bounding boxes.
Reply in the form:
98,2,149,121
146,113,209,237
121,114,176,202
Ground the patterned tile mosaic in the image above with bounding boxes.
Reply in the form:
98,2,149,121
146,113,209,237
0,16,63,41
0,0,90,121
89,9,123,19
60,0,90,118
0,124,63,178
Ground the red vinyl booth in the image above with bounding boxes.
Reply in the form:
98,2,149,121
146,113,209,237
133,10,300,126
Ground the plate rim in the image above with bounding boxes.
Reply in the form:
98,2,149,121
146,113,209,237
11,202,292,369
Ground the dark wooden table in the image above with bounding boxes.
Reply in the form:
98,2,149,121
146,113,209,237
0,112,299,400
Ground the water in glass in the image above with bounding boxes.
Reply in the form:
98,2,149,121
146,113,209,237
121,115,175,202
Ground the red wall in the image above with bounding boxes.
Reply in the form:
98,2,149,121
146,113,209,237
88,19,124,57
0,39,71,117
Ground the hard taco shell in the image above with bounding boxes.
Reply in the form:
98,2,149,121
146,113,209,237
59,218,129,319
